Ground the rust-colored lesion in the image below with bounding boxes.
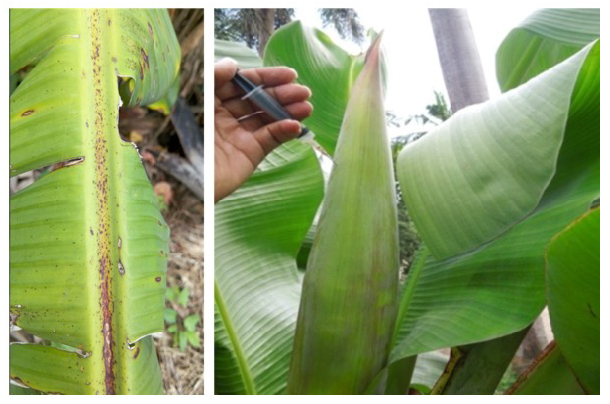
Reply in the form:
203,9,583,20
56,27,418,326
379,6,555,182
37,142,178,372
140,48,149,69
21,109,35,116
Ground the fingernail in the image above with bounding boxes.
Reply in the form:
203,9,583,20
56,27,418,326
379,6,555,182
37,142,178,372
290,120,302,131
216,57,237,67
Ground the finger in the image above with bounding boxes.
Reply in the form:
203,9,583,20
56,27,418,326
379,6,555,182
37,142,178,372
216,119,266,166
214,58,238,90
221,83,311,118
216,66,298,101
285,100,313,120
236,101,314,133
252,119,303,154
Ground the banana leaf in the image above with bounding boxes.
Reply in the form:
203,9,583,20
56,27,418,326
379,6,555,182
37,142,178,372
496,8,599,91
215,142,323,395
287,35,397,394
10,9,179,394
546,208,599,394
263,21,370,156
214,39,262,68
411,350,448,390
393,29,598,362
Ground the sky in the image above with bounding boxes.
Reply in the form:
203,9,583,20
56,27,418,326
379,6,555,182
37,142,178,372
295,8,535,137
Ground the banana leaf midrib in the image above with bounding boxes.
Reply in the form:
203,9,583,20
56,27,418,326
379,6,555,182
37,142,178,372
215,280,256,394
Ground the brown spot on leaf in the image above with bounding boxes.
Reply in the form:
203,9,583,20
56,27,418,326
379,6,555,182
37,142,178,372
155,276,162,283
139,64,143,80
90,228,94,236
11,376,25,385
140,48,149,69
148,22,153,38
134,346,140,359
21,110,34,116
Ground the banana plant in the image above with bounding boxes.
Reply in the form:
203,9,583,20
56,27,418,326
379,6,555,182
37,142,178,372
9,9,180,394
214,9,599,394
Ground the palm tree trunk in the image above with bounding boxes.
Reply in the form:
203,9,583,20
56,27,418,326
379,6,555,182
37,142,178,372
429,9,489,112
257,8,275,56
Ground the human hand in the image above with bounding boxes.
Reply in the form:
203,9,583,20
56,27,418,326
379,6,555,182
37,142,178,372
215,58,313,203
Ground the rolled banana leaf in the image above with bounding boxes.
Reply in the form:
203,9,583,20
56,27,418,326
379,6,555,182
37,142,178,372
287,35,399,394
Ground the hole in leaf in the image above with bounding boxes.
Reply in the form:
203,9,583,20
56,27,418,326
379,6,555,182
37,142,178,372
10,156,85,195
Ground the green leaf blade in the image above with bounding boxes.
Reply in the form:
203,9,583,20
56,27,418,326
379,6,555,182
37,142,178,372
263,21,359,156
10,344,96,394
10,35,86,176
10,9,81,74
397,42,597,260
214,39,262,68
11,167,90,349
546,208,600,394
496,8,599,91
215,143,324,395
390,183,595,362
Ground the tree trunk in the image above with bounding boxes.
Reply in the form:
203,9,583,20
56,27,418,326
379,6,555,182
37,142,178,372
429,9,489,112
257,8,275,56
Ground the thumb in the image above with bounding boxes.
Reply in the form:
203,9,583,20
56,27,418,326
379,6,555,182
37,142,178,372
252,119,303,154
215,58,238,89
